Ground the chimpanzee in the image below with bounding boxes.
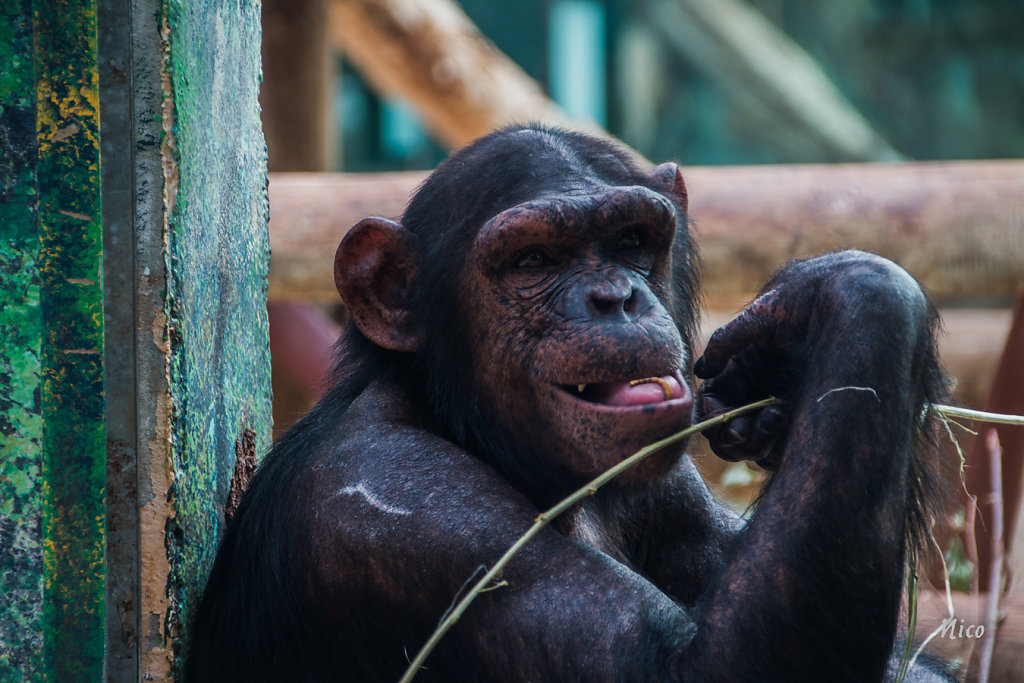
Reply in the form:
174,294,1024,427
187,124,952,682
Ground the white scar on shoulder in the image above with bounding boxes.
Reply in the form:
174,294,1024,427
336,483,411,516
816,386,881,403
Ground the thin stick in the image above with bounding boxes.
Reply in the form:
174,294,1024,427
978,430,1004,683
962,495,982,675
932,404,1024,427
965,495,980,596
398,396,782,683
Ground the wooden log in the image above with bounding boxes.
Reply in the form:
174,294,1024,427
686,160,1024,307
268,160,1024,303
269,171,417,301
326,0,592,148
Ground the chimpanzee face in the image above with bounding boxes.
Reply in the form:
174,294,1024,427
457,174,694,482
334,125,699,494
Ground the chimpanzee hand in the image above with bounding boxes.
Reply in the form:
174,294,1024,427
694,250,926,471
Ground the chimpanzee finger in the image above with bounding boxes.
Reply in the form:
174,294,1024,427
701,399,791,464
696,393,730,423
706,423,766,463
720,415,752,446
704,432,748,462
695,289,779,379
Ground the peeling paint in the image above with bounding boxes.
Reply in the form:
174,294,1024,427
225,428,258,521
0,3,44,677
140,389,173,682
34,0,106,678
1,0,105,680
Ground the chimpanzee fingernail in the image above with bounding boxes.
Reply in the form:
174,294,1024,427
760,407,785,433
694,356,706,377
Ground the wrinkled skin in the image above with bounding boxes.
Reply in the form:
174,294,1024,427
187,125,951,682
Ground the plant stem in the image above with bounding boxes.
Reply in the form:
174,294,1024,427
933,404,1024,427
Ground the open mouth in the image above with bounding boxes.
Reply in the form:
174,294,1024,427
559,372,688,408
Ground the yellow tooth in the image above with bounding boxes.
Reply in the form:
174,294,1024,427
629,377,673,401
577,384,586,393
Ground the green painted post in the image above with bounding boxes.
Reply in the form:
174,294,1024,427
1,0,105,680
1,0,271,680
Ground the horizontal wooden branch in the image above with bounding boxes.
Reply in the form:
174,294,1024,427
268,160,1024,304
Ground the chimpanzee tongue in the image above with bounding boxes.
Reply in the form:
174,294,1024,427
590,375,682,407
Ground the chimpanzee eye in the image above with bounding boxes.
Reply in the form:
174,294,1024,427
513,248,554,269
614,227,644,251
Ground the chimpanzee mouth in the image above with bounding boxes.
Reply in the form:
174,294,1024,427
558,372,690,408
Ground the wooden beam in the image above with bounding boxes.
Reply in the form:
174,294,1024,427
262,0,333,171
268,160,1024,304
94,2,274,679
327,0,591,148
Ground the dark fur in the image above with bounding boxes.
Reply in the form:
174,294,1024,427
187,124,951,682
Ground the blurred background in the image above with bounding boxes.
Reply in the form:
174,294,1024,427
332,0,1024,171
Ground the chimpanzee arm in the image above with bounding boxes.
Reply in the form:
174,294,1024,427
306,396,702,681
687,250,942,681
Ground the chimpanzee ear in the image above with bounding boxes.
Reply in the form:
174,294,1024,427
334,217,423,353
650,162,688,215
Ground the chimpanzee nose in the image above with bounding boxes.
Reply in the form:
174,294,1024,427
585,276,642,321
